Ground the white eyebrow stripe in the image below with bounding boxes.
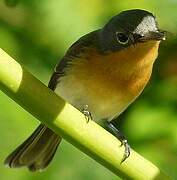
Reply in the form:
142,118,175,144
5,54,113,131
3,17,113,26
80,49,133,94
133,16,158,35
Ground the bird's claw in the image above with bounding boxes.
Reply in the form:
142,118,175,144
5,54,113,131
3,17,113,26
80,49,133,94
81,105,92,123
106,121,131,163
120,139,131,163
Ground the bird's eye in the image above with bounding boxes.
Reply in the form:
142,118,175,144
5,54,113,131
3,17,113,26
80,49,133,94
116,32,129,44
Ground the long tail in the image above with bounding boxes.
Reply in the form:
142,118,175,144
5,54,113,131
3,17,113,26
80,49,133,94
4,124,62,172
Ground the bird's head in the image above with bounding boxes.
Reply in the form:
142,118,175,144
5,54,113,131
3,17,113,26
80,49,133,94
100,9,166,52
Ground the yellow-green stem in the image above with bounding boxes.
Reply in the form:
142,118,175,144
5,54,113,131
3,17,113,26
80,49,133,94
0,48,169,179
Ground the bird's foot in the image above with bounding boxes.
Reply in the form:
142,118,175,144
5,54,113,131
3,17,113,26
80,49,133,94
81,105,92,123
106,121,131,163
120,139,131,163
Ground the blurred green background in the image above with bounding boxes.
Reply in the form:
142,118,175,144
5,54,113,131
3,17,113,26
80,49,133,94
0,0,177,179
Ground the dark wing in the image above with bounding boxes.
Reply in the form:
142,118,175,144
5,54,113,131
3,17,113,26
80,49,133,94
48,30,100,90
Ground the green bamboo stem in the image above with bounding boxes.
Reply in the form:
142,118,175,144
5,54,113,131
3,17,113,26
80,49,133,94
0,48,169,179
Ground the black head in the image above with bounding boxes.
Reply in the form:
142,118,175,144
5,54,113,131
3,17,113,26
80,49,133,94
100,9,166,52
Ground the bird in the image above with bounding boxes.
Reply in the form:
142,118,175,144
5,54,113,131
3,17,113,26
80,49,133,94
4,9,166,172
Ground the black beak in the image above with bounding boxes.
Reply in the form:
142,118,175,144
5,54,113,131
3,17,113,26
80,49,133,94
139,30,166,42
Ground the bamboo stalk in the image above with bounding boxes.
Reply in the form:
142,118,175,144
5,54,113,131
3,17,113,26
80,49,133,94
0,48,169,179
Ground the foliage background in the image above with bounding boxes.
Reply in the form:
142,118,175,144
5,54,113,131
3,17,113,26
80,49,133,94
0,0,177,179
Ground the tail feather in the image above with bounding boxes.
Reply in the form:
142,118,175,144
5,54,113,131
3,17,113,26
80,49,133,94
4,124,62,172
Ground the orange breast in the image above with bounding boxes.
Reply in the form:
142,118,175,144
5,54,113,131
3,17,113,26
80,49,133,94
57,41,160,121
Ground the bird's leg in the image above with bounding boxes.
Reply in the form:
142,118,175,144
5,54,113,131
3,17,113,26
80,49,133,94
81,105,92,123
106,121,131,163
